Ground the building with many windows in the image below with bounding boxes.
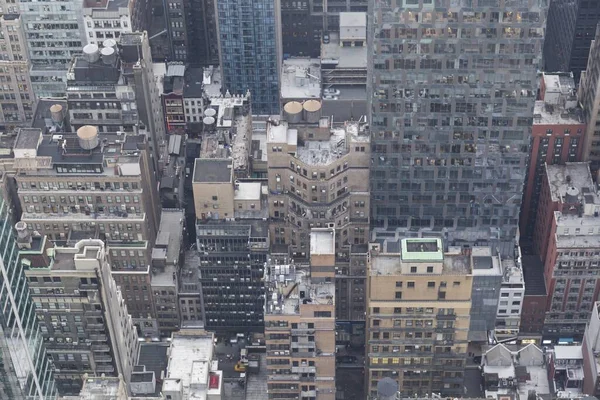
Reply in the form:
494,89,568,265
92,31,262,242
544,0,600,82
368,0,548,256
82,0,142,46
215,0,281,114
520,73,585,242
0,13,35,130
265,229,336,400
0,175,57,400
19,0,84,97
12,127,162,337
366,239,473,397
266,118,370,322
579,25,600,172
19,235,139,395
533,163,600,342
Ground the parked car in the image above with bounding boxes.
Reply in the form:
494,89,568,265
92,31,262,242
324,88,340,96
323,33,330,44
336,355,358,364
323,95,338,100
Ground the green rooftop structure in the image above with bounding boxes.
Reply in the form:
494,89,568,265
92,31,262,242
400,238,444,262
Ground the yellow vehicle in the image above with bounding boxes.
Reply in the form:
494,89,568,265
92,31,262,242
234,362,247,372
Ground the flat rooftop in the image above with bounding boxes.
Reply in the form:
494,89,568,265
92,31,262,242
153,209,184,265
78,377,124,400
192,159,232,183
266,264,335,315
15,128,42,150
234,182,261,201
522,255,546,296
280,58,321,100
321,32,367,69
164,331,220,400
554,345,583,360
401,238,444,262
545,163,597,203
310,229,335,255
83,0,129,10
533,100,584,125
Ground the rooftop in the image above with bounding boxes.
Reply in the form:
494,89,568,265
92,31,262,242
266,264,335,315
234,182,261,201
31,99,69,131
401,238,444,262
533,101,584,125
164,330,221,400
310,229,335,255
14,129,146,176
280,58,321,100
153,209,184,266
83,0,130,11
545,163,598,204
15,128,42,150
77,377,126,400
554,345,583,360
183,67,206,99
321,32,367,69
340,12,366,28
192,159,232,183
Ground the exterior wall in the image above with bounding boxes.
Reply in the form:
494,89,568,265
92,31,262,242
469,273,502,342
193,181,235,220
0,184,57,399
366,268,472,397
164,0,188,61
215,0,282,114
520,122,584,239
0,15,35,129
496,279,525,338
163,92,186,135
544,0,600,82
368,0,548,256
532,167,558,260
20,0,84,97
83,7,133,46
520,294,547,335
579,27,600,172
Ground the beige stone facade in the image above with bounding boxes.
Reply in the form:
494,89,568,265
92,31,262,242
267,118,370,321
366,239,474,397
265,229,336,400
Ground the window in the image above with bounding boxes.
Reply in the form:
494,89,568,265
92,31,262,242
438,292,446,300
212,196,218,201
410,266,417,273
395,292,402,299
501,293,509,297
407,282,415,288
394,307,402,314
314,311,331,318
427,282,435,288
373,307,380,313
427,266,434,273
373,320,380,326
395,281,403,287
453,281,461,287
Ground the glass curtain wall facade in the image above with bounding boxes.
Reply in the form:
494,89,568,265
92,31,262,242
0,185,57,400
19,0,84,97
368,0,548,255
215,0,282,115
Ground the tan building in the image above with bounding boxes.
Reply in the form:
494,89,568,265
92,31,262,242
12,126,162,336
0,13,35,129
267,118,370,322
19,234,139,395
366,238,474,397
265,228,336,400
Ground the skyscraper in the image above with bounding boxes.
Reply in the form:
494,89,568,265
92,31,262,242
215,0,282,115
368,1,548,255
0,176,57,400
544,0,600,82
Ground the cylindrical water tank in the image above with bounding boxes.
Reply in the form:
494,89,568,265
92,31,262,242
50,104,64,124
101,47,116,65
77,126,99,150
303,100,322,123
204,108,216,118
284,101,303,124
203,116,215,126
83,44,100,63
15,221,28,240
565,186,580,203
376,378,398,400
102,38,117,50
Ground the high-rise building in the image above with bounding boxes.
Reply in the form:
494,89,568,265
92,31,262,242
532,163,600,342
544,0,600,82
82,0,143,46
184,0,219,65
366,238,473,397
520,73,584,242
578,25,600,172
0,176,57,400
12,127,162,337
19,235,139,395
215,0,282,115
265,228,336,400
19,0,83,97
266,118,370,323
368,1,548,255
192,159,267,332
0,12,36,129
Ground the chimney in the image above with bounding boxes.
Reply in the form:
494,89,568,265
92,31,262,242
15,221,32,249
